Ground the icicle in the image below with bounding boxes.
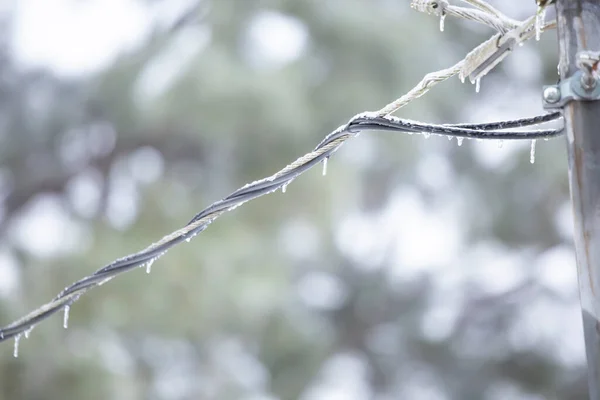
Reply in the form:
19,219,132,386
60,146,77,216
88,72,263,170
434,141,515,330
457,137,464,146
439,13,446,32
98,277,112,286
475,78,481,93
146,258,155,274
24,326,33,339
535,7,546,41
63,305,70,329
14,334,21,358
0,331,3,339
185,231,198,243
447,136,453,141
557,62,561,76
460,74,465,84
497,140,503,148
322,157,328,176
282,183,288,193
530,140,537,164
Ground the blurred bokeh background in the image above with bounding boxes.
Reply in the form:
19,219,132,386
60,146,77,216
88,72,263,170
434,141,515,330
0,0,586,399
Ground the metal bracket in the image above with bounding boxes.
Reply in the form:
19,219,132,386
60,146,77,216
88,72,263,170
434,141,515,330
461,20,532,83
465,35,514,83
542,70,600,109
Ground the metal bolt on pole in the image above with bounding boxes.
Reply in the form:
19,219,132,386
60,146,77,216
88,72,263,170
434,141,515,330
555,0,600,398
543,86,561,104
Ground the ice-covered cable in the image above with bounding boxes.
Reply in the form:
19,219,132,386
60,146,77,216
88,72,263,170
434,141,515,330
0,109,563,344
374,32,501,116
385,3,554,116
0,2,562,348
411,0,518,33
348,112,563,140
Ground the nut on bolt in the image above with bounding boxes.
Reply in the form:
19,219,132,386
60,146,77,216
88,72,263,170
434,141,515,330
543,86,561,104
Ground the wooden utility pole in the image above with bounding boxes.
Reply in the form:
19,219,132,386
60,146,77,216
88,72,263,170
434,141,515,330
554,0,600,397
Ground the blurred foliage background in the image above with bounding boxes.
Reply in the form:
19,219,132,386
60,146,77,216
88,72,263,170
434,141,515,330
0,0,587,399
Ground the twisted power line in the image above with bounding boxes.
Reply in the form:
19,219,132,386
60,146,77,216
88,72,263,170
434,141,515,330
0,111,564,346
0,0,560,352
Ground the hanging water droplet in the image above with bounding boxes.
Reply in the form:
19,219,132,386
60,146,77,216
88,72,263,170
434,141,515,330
14,334,21,358
475,78,481,93
185,237,192,243
322,157,328,176
530,140,537,164
457,137,464,146
63,305,70,329
24,326,33,339
439,13,446,32
447,136,453,141
423,132,431,139
0,331,4,339
535,7,546,41
282,183,288,193
498,140,503,148
557,62,561,76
